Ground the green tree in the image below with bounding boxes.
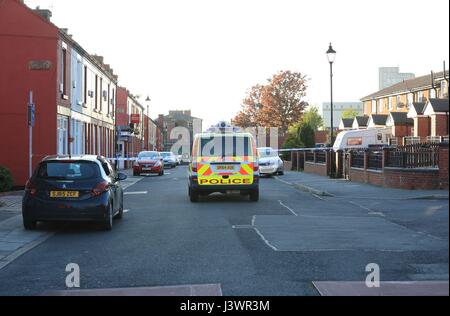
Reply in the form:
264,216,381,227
341,109,359,119
302,106,323,131
298,123,315,148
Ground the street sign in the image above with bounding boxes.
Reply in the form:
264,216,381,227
28,103,35,127
130,114,140,124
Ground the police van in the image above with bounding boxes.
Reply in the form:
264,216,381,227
188,122,259,202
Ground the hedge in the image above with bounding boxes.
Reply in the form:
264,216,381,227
0,166,13,192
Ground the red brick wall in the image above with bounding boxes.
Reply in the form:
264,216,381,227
315,130,328,144
304,162,327,177
383,168,440,189
435,114,449,137
438,145,449,189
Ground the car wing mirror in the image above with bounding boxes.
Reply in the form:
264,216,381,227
116,173,127,181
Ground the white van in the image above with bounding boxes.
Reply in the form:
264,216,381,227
333,127,392,151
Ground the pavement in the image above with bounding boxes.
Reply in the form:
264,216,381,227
0,167,447,296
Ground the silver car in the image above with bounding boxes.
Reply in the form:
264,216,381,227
257,147,284,176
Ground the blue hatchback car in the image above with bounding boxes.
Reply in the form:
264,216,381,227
22,155,127,230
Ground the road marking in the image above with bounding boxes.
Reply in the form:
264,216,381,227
278,200,298,216
123,209,130,213
124,191,148,195
274,176,292,185
312,194,326,200
254,227,278,251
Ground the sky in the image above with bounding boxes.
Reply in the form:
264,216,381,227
24,0,450,128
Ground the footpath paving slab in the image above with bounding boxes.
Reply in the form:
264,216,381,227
313,281,449,296
253,215,448,252
279,171,449,200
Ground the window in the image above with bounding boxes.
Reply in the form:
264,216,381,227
83,66,87,105
99,78,103,112
378,100,383,113
388,97,393,111
372,99,376,113
61,48,67,96
107,84,111,115
441,80,448,98
95,75,98,110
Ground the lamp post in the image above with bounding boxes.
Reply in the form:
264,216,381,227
326,43,336,146
145,96,151,150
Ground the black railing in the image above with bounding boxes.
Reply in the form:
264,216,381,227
305,151,315,162
367,150,383,170
386,143,439,168
315,150,326,164
351,150,365,168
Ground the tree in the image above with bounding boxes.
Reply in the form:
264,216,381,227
261,71,309,133
232,84,265,128
341,109,360,119
233,71,309,133
302,106,323,131
297,123,315,148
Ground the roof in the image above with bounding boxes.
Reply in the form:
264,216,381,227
354,116,369,127
340,118,354,128
370,114,389,125
362,70,449,100
389,112,414,125
412,102,426,115
427,98,449,113
42,155,102,162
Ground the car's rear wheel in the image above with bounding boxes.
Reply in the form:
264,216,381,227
103,203,113,230
189,186,199,202
23,218,37,230
278,171,284,175
249,189,259,202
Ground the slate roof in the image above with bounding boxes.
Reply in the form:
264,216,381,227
340,118,354,128
354,116,369,127
427,98,449,113
370,114,389,126
389,112,414,125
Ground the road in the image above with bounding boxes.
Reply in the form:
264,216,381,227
0,166,448,295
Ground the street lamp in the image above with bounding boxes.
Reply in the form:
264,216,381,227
326,43,336,146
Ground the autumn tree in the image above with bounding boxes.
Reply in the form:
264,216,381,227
232,84,265,128
233,71,308,133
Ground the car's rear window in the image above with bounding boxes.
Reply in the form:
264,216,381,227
37,161,101,180
199,135,252,157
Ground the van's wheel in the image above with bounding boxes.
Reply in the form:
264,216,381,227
189,187,199,202
103,203,113,230
23,218,37,230
249,189,259,202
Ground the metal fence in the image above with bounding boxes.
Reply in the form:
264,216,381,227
315,150,327,164
305,151,315,162
367,149,383,170
385,143,440,168
350,150,365,168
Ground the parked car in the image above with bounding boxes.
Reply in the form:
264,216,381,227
160,152,177,168
22,155,127,231
133,151,164,176
257,147,284,176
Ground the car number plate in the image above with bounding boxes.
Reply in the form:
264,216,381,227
50,191,79,198
216,165,234,170
142,168,151,171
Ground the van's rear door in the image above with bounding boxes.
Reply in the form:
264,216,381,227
197,135,255,186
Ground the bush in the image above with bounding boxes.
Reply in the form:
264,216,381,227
0,166,13,192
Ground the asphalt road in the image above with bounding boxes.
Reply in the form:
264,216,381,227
0,166,447,295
